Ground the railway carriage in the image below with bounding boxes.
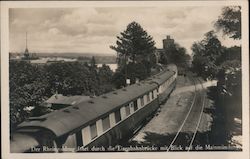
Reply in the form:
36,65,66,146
148,64,177,103
10,64,178,153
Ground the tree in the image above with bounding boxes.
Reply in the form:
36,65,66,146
90,56,97,68
215,6,241,40
98,64,113,85
192,42,206,76
214,6,242,98
10,60,115,133
159,36,189,67
111,21,156,64
219,60,241,96
45,62,98,96
192,31,224,79
112,62,148,88
168,43,188,65
98,64,114,94
9,61,50,131
110,21,156,85
217,46,241,63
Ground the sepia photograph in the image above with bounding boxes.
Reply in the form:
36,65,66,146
1,1,249,159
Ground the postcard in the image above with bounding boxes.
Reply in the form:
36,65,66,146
1,1,249,159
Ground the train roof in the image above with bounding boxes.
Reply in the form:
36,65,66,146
148,69,175,85
17,80,158,137
45,94,90,105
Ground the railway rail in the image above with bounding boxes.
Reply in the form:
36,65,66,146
167,76,206,151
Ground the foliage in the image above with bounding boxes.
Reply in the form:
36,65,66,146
169,43,189,66
217,60,241,97
191,42,206,76
112,62,149,88
159,39,190,67
9,61,114,131
192,31,224,79
215,6,241,40
110,22,156,86
90,56,97,68
110,21,156,65
159,52,168,65
214,6,242,98
112,69,126,89
98,64,114,94
220,46,241,61
192,32,241,97
98,64,113,84
9,61,50,130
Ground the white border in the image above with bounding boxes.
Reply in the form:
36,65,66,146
1,1,249,159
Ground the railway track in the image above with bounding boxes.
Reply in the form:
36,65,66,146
167,76,206,151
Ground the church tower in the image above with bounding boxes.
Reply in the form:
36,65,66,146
163,35,174,50
24,32,30,59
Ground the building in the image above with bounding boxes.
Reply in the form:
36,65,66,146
163,35,175,50
155,35,175,64
21,32,39,60
23,32,30,60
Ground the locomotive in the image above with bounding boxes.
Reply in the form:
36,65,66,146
10,64,178,153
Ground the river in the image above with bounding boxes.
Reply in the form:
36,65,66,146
97,64,118,72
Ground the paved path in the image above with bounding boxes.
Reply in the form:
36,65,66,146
172,80,217,96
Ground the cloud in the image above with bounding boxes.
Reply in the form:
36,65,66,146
9,6,239,55
48,28,60,35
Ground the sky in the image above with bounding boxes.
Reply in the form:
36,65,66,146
9,6,241,55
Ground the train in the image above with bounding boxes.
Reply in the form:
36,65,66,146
10,64,178,153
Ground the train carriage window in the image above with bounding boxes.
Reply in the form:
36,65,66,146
147,93,150,102
125,105,130,116
114,109,121,123
133,100,138,111
144,95,147,105
129,102,134,112
90,123,97,140
151,91,154,99
140,97,144,107
102,115,110,131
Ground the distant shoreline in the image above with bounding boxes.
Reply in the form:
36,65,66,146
9,52,117,64
9,52,116,57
